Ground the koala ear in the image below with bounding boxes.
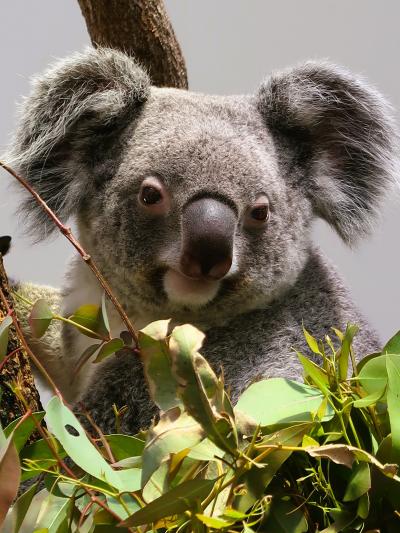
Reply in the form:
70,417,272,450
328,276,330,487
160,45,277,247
6,47,150,234
257,61,399,244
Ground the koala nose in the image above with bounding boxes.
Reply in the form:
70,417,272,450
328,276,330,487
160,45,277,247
180,197,236,280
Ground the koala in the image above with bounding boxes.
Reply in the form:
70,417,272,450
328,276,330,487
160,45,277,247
6,48,398,435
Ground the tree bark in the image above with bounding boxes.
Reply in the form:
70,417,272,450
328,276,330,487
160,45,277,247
0,254,42,429
77,0,188,89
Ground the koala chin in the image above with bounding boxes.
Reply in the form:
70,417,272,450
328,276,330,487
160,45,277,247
163,269,220,307
6,47,399,434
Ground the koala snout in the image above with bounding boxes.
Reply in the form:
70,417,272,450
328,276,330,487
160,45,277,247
180,197,236,280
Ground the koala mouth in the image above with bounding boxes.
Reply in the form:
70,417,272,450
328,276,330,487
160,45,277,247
163,268,221,307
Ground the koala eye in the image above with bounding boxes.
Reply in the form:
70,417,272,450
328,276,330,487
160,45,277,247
141,186,162,205
244,195,270,228
138,177,170,215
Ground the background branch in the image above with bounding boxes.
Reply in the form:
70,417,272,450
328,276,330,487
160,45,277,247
77,0,188,88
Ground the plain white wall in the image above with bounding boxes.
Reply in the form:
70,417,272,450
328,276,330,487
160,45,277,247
1,1,400,341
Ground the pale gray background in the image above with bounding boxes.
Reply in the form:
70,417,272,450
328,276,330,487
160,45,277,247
1,1,399,341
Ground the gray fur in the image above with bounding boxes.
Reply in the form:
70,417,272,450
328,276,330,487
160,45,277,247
6,48,399,434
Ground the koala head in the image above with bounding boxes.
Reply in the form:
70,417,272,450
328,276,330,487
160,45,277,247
8,48,398,326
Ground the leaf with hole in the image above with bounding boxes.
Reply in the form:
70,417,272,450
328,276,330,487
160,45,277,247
45,396,140,493
29,299,53,338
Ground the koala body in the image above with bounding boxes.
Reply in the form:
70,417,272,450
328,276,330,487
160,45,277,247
7,48,398,434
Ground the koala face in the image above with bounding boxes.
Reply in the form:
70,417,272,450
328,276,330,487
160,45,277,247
80,89,312,323
8,49,397,326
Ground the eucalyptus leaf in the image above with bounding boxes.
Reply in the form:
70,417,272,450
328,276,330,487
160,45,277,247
235,378,333,428
10,479,40,533
383,330,400,355
169,324,237,453
4,412,45,452
93,338,124,363
386,354,400,462
120,477,216,527
139,320,182,411
0,436,21,528
45,396,140,493
29,299,53,338
68,304,107,339
343,462,371,501
104,434,145,461
141,408,204,486
263,497,308,533
0,314,12,359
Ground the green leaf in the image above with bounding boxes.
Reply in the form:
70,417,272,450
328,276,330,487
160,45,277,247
45,396,140,493
0,315,12,359
106,493,140,520
169,324,237,453
142,461,170,503
4,411,45,452
29,299,53,338
235,378,333,428
120,478,216,527
101,292,110,334
386,354,400,463
93,338,124,363
358,353,388,399
353,389,384,408
34,493,74,533
383,330,400,355
20,438,66,482
302,326,321,355
337,323,359,381
0,436,21,526
139,320,182,411
141,408,204,486
343,462,371,501
68,304,107,339
263,497,308,533
196,514,235,528
10,479,40,533
239,424,311,511
104,434,145,461
296,352,330,396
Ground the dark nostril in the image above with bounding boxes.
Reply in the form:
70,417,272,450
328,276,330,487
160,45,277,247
180,252,203,279
207,256,232,280
180,251,232,281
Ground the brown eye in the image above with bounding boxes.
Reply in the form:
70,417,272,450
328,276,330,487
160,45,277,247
138,177,170,215
250,204,269,221
141,185,162,205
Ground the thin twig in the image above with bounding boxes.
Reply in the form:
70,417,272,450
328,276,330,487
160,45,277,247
0,160,138,346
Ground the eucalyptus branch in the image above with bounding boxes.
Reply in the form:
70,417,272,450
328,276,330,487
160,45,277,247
0,160,138,346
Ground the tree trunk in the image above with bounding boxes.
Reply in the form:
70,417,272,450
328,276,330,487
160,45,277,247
0,254,42,429
77,0,188,89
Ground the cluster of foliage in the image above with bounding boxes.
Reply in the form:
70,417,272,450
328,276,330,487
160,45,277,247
1,295,400,532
